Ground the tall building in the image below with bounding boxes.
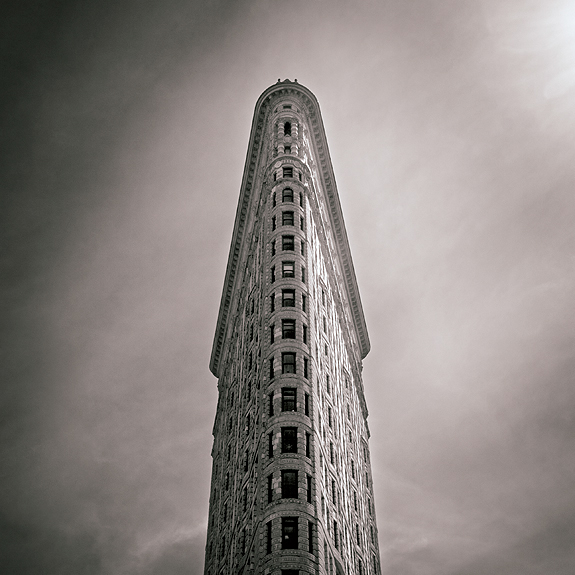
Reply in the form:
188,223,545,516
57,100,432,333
205,80,380,575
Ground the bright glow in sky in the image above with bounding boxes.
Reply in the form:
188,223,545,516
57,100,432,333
1,0,575,574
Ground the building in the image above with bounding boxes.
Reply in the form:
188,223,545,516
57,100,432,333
205,80,381,575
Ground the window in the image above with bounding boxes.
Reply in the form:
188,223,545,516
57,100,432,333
302,294,307,312
282,517,298,549
282,188,293,202
281,427,297,453
283,104,292,109
269,392,274,416
303,325,307,344
271,266,276,283
301,240,305,255
271,240,276,257
284,145,291,154
328,407,332,427
282,235,295,251
269,358,274,379
282,571,298,575
271,293,275,312
281,470,298,498
270,325,275,344
304,393,309,416
243,488,248,512
299,191,303,205
272,215,276,230
306,432,311,457
284,121,292,136
330,442,334,464
322,289,326,306
282,261,295,278
282,352,296,374
282,211,294,226
242,528,246,554
282,319,296,339
282,288,295,307
334,521,339,550
332,479,337,505
268,474,273,503
351,459,355,479
268,432,273,458
266,521,272,554
244,449,249,471
307,475,312,503
272,192,276,207
354,491,358,511
356,524,361,545
282,388,296,411
300,216,304,230
323,316,326,331
304,357,308,379
301,266,306,283
283,166,293,178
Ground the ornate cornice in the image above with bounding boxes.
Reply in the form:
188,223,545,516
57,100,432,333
210,80,370,377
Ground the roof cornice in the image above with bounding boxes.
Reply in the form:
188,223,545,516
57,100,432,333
210,80,370,377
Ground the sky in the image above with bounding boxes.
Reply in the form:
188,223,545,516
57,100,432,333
1,0,575,573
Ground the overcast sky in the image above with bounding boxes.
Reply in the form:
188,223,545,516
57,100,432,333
2,0,575,574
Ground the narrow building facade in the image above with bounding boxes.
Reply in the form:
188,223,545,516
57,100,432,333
205,80,381,575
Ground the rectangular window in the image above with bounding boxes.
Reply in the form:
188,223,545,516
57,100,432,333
270,325,275,344
282,517,298,549
272,192,276,207
301,240,305,255
269,392,274,416
354,490,357,511
244,449,249,472
282,289,295,307
330,442,334,464
266,521,272,554
300,216,304,230
282,261,295,278
282,388,296,412
282,211,294,226
244,488,248,512
271,240,276,257
304,357,308,379
307,475,312,503
284,145,291,154
268,474,273,503
271,293,275,312
281,470,298,498
334,520,338,550
299,191,303,205
272,215,276,231
282,235,295,251
301,266,306,283
281,427,297,453
303,325,307,344
306,432,311,457
304,393,309,416
282,188,294,202
269,358,274,379
302,294,306,312
271,266,276,283
283,166,293,179
282,319,296,339
282,352,296,374
268,432,273,458
308,521,313,554
332,479,336,505
328,407,332,427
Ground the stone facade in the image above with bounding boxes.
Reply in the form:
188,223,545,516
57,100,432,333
205,80,381,575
